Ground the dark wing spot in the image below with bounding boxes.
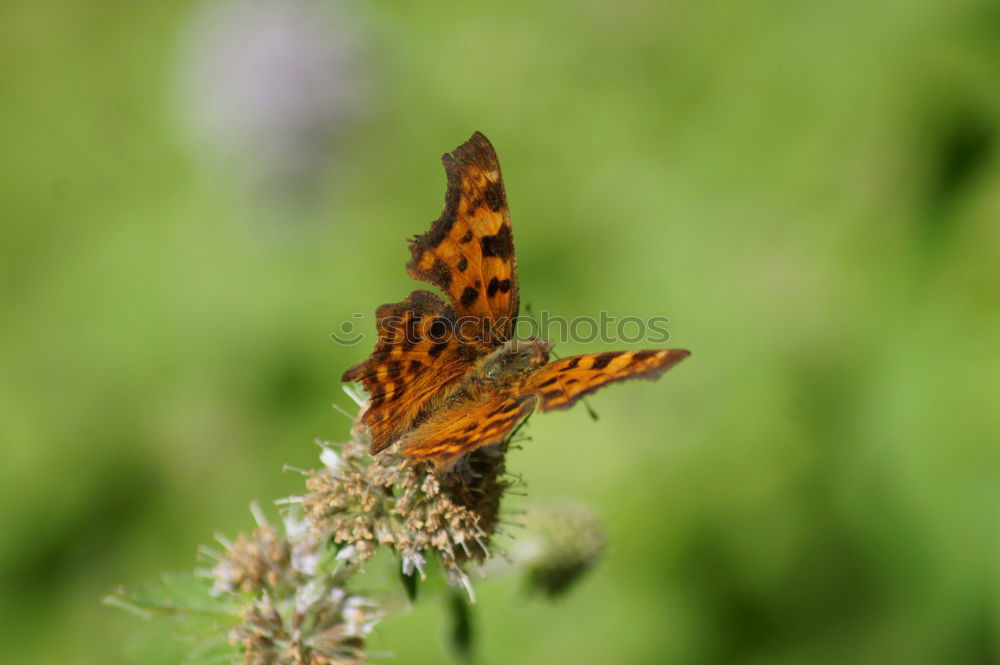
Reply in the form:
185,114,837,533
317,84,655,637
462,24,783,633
633,350,659,362
592,352,620,370
457,256,468,272
542,390,564,401
460,286,479,308
565,378,579,384
562,357,581,371
463,423,479,434
486,277,511,297
480,225,514,259
388,361,403,379
408,360,422,372
429,258,453,291
501,401,523,413
429,341,449,357
460,230,474,243
429,317,449,340
536,376,558,388
483,180,506,212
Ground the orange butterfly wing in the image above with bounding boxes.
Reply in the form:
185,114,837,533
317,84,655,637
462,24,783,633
398,349,690,471
407,132,520,346
526,349,691,411
344,133,692,470
399,394,538,472
345,133,521,453
341,290,476,454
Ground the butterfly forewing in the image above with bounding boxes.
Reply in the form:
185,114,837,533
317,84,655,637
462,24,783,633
406,132,520,347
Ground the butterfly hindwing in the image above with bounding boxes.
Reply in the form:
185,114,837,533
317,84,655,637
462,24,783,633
526,349,691,412
341,289,480,454
407,132,520,347
399,393,538,472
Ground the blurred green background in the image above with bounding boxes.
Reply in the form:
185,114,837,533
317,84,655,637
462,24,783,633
2,0,998,663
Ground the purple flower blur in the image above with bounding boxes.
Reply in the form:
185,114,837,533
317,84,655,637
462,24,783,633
177,0,368,200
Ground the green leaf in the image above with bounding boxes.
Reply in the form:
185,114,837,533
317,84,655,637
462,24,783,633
107,573,244,665
179,636,241,665
103,572,243,619
123,622,239,665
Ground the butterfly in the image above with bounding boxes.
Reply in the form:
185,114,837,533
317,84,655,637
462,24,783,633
342,132,690,472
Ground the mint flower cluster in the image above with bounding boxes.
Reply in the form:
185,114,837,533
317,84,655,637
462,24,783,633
107,395,606,664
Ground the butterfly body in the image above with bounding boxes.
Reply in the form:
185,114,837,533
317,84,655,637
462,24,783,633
471,338,553,388
344,133,690,472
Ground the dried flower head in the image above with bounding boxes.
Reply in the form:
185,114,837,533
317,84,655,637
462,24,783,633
303,442,503,594
302,398,521,595
109,394,604,664
204,504,382,665
211,523,290,594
